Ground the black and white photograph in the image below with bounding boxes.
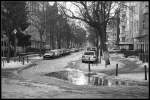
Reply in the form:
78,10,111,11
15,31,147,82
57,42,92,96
1,1,149,99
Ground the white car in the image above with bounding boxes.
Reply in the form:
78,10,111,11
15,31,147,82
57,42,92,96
43,51,55,59
51,49,61,57
82,51,97,63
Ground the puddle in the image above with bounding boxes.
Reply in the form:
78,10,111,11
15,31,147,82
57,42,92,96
1,71,20,79
45,68,146,87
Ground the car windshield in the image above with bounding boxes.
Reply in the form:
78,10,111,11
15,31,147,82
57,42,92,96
84,52,94,55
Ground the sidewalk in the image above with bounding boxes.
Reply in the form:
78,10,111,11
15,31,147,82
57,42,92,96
76,53,149,82
1,60,32,70
1,54,43,70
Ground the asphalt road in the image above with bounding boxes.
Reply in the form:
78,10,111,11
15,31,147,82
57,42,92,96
1,51,149,99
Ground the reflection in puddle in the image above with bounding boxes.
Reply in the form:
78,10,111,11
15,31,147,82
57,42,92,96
45,68,144,87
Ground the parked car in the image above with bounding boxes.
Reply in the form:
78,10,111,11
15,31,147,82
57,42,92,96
70,48,76,53
86,47,91,51
43,51,55,59
82,51,97,63
109,47,120,53
79,47,84,51
51,49,61,57
65,49,71,55
57,49,64,56
90,47,97,54
91,47,97,51
75,48,79,52
87,47,96,51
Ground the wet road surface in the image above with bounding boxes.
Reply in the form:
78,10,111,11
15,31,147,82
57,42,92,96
1,52,149,98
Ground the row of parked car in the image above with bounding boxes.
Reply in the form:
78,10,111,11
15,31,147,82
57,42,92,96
43,48,82,59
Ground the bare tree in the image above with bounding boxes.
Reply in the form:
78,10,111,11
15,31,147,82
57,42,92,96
27,1,48,56
59,1,118,64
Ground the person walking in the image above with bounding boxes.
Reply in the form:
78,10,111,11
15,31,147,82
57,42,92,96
103,51,110,67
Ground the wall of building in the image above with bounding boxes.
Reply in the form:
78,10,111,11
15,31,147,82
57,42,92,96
118,2,149,51
134,2,149,53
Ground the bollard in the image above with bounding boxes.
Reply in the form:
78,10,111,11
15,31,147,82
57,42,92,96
116,64,118,76
19,56,20,62
22,57,24,65
144,65,147,80
88,57,91,72
88,75,90,83
27,56,29,63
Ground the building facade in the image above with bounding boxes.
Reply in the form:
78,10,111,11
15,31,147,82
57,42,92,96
118,1,149,52
119,2,134,50
107,9,120,50
134,2,149,54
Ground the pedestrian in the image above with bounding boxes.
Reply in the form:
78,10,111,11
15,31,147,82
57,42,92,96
103,51,110,67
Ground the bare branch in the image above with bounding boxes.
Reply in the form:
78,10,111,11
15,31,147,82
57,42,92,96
58,3,90,24
79,1,93,23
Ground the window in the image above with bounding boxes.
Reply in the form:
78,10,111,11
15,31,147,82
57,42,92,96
143,20,145,29
122,26,125,29
122,37,125,42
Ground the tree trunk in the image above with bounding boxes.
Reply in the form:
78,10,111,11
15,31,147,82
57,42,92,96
58,31,61,49
40,32,42,57
96,31,99,63
98,35,103,63
7,30,10,63
97,25,110,65
51,27,54,49
99,27,110,65
96,29,102,63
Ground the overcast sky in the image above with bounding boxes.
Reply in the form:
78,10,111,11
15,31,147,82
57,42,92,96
48,1,85,28
48,1,118,34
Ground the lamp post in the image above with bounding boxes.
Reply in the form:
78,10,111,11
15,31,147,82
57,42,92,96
13,29,17,57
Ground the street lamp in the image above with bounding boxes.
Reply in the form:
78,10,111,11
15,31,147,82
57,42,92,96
13,29,17,57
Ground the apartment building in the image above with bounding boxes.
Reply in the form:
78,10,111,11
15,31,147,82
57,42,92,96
119,1,149,52
106,9,120,50
134,2,149,53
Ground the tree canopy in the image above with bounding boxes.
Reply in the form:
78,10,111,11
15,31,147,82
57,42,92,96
1,1,31,48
